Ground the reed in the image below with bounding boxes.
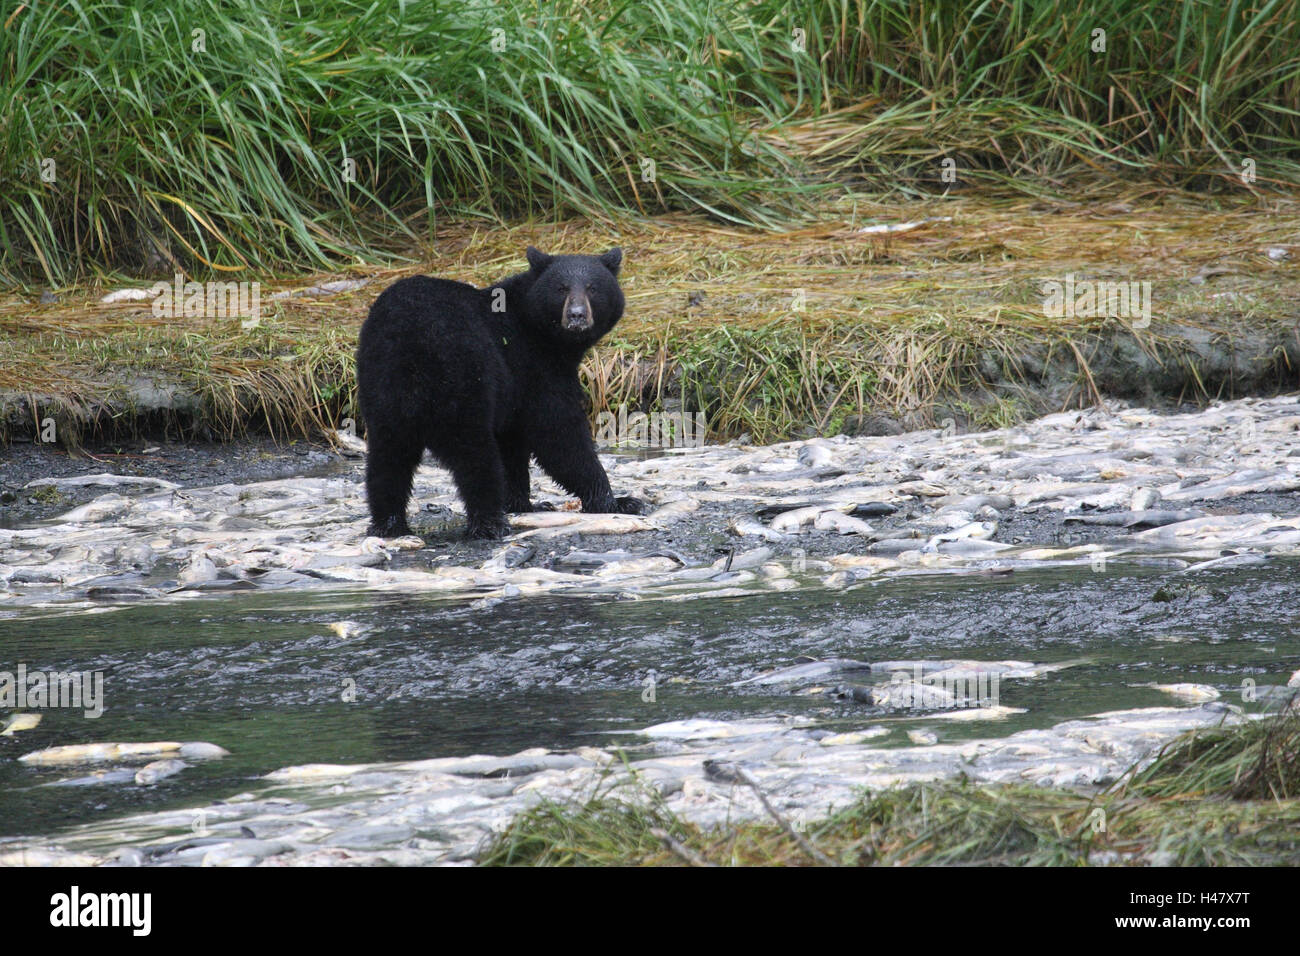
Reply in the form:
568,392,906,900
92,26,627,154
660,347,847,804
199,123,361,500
4,1,1298,283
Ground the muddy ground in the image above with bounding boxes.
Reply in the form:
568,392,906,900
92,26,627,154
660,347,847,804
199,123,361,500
0,437,343,527
3,428,1299,574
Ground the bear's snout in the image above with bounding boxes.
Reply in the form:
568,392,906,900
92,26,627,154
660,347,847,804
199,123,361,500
562,292,593,331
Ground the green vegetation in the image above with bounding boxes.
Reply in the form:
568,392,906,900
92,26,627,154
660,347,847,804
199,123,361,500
4,192,1299,444
27,484,66,505
4,0,1300,283
479,711,1300,866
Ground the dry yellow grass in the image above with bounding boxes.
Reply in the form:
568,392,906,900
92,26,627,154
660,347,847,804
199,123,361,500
2,186,1297,442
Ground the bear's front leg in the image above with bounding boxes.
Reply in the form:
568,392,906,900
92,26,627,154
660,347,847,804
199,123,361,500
613,495,647,515
531,407,644,515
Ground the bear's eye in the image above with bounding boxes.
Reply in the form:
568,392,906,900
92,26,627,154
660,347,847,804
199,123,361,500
585,283,596,293
557,283,570,294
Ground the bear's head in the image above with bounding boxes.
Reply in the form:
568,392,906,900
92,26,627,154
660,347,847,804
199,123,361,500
522,246,624,348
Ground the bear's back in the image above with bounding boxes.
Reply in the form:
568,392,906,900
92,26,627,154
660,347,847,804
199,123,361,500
361,275,500,349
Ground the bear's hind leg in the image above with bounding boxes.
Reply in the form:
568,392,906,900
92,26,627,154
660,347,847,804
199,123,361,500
444,448,511,540
365,428,422,538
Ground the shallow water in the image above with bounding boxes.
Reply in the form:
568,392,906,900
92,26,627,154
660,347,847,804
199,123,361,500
3,557,1295,839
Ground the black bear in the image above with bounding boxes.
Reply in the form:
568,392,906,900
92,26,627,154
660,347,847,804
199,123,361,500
356,246,644,539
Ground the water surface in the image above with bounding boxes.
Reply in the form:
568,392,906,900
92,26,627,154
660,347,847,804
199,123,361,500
3,558,1295,837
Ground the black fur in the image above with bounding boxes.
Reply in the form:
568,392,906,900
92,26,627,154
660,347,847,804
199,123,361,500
356,246,644,539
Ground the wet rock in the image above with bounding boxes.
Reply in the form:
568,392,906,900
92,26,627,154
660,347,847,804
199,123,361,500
843,413,905,436
134,759,189,785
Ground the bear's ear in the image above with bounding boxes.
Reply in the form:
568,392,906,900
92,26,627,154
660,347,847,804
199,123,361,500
600,247,623,276
526,246,553,273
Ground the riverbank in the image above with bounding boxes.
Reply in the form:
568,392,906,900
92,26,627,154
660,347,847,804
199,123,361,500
1,394,1298,859
4,704,1296,867
3,191,1298,447
479,712,1300,867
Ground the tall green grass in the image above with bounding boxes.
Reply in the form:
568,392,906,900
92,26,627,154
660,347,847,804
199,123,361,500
3,0,1299,283
0,0,815,283
786,0,1300,187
